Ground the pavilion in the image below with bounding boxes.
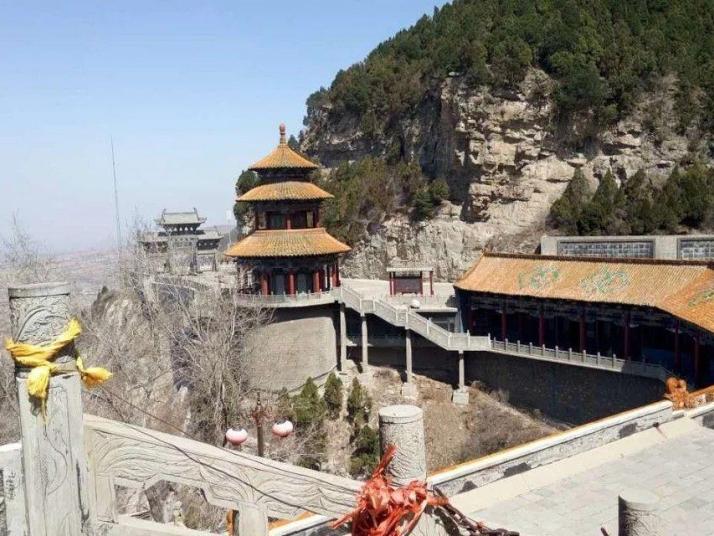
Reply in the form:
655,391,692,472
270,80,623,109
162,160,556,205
225,124,350,295
455,252,714,387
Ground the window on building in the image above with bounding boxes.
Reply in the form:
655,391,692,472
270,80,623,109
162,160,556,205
257,212,267,230
273,273,286,295
297,273,309,294
269,213,285,229
292,211,308,229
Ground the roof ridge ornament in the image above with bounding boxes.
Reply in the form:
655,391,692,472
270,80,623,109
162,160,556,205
279,123,287,146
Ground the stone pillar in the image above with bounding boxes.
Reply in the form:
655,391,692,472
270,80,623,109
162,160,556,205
452,351,469,406
235,504,268,536
401,330,417,398
618,489,663,536
458,351,465,389
405,329,413,383
9,282,95,535
378,405,426,486
360,313,368,369
339,303,347,370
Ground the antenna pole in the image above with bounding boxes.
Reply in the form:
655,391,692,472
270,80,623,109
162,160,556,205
110,137,122,253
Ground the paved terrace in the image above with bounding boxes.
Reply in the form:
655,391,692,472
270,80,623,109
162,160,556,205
451,417,714,535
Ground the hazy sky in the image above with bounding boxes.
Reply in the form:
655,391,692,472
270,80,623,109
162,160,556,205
0,1,446,252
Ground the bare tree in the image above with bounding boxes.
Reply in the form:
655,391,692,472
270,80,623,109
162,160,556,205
0,215,60,443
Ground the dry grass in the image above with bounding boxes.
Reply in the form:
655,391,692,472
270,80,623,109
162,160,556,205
367,367,558,472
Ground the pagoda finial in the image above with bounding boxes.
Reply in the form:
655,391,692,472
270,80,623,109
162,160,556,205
279,123,287,145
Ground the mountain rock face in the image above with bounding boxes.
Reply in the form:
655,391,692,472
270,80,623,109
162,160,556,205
303,70,708,280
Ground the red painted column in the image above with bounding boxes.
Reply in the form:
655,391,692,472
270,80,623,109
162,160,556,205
286,213,292,230
287,272,296,296
254,212,259,229
334,262,341,287
501,305,507,341
674,320,681,371
314,209,320,227
429,270,434,296
419,273,424,295
579,310,586,352
313,270,321,293
623,311,630,360
260,273,269,296
467,306,473,335
517,312,523,342
538,306,545,347
694,333,701,385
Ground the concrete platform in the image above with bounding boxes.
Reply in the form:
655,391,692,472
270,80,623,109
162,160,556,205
452,418,714,535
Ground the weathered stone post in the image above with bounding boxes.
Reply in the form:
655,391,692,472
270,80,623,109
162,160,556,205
339,303,347,371
9,282,95,535
378,405,426,486
360,313,369,369
401,330,417,398
618,490,663,536
452,351,469,406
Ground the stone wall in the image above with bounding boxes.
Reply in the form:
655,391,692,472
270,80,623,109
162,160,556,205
244,304,338,392
465,351,664,425
541,234,714,260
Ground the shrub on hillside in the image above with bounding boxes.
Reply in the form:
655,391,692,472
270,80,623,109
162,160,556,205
346,378,372,430
293,377,326,430
349,424,380,478
323,372,343,419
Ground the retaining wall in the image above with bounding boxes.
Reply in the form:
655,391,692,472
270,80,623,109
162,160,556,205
244,304,338,392
466,351,664,425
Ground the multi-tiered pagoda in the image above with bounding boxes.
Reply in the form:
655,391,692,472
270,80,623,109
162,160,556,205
226,124,350,295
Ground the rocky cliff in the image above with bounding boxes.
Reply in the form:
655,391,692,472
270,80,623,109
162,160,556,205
302,70,710,280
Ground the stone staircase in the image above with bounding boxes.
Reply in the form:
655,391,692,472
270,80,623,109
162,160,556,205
334,285,490,352
334,285,672,381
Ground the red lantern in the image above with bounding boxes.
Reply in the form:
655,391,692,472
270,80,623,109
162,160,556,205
225,427,248,446
271,420,294,438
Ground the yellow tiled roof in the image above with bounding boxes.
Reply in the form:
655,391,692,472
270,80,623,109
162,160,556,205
455,252,714,334
237,181,333,202
225,228,351,258
249,124,318,171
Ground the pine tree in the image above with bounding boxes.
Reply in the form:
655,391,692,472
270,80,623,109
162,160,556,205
349,425,380,477
293,377,326,430
548,168,590,233
323,372,343,419
346,378,372,429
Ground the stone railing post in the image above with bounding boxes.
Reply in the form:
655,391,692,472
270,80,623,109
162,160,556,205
378,405,426,486
618,490,663,536
9,282,95,535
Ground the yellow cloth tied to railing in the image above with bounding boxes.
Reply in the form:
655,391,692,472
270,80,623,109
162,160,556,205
4,319,112,412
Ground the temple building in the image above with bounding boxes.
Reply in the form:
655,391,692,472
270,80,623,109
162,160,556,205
226,124,350,295
224,124,350,391
455,253,714,387
140,209,224,273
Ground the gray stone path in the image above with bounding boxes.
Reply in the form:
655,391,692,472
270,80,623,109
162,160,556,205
465,426,714,535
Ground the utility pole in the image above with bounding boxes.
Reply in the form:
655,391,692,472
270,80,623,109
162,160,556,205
251,393,271,457
110,137,122,253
